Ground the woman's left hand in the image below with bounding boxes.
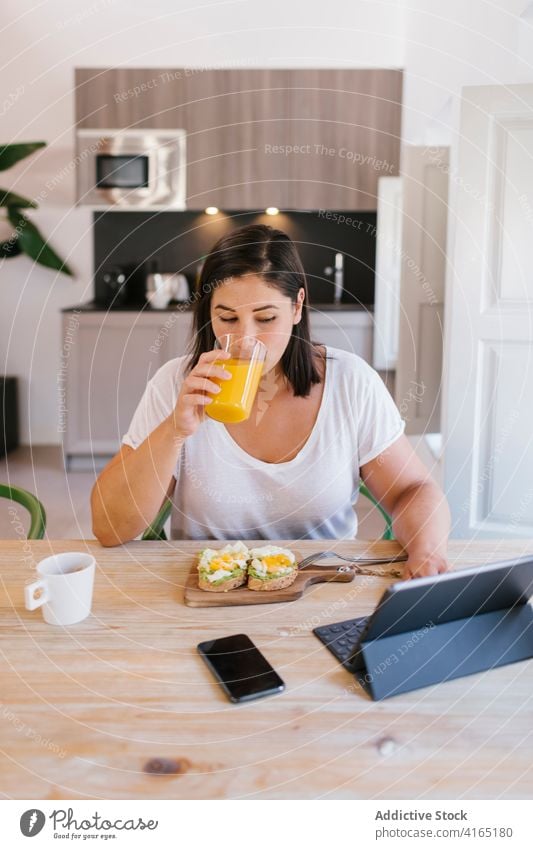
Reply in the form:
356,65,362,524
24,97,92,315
402,552,450,580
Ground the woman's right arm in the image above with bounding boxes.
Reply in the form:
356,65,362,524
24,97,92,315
91,349,231,546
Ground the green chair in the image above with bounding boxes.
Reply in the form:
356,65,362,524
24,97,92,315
358,483,394,541
0,484,47,540
142,497,172,541
141,484,393,542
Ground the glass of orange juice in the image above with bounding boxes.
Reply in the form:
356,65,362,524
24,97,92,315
205,334,267,424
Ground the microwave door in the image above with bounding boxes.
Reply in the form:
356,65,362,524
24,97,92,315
95,153,150,203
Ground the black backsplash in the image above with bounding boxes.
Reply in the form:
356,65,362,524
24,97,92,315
93,210,376,308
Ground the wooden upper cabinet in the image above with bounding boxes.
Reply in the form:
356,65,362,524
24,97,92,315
74,68,402,210
75,68,189,130
184,70,290,210
287,69,403,210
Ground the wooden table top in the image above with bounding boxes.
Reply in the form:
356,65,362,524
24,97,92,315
2,538,533,800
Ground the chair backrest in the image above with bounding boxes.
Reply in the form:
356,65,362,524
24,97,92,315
358,483,394,540
142,484,394,541
0,484,46,540
142,498,172,541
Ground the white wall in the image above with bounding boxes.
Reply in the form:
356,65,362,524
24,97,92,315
1,0,531,443
402,0,533,147
1,0,403,444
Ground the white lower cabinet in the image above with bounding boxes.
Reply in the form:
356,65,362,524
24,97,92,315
62,311,193,465
309,310,373,361
62,308,373,464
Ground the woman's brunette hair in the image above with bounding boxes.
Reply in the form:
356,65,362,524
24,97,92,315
186,224,322,396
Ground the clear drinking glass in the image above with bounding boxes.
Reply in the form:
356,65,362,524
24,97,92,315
205,334,267,424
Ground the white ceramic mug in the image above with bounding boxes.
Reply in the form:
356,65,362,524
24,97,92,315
24,552,96,625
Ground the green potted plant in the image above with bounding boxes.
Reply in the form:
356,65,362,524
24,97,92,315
0,143,73,457
0,142,72,275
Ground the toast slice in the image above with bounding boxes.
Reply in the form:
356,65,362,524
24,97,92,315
197,542,250,592
198,573,247,593
247,545,298,592
247,570,298,592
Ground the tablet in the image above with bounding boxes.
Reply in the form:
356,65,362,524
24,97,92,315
361,553,533,644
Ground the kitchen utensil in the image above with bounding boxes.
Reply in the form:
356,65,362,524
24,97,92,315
145,262,174,309
101,266,128,308
297,550,408,570
171,273,190,302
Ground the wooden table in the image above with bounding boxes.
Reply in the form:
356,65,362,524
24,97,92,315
1,539,533,800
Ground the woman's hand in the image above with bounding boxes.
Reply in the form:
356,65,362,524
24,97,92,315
169,349,232,439
402,551,450,580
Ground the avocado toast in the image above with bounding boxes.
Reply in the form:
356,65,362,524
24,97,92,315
197,541,250,592
247,545,298,591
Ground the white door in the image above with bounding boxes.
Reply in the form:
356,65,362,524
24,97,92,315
442,84,533,538
395,146,449,435
373,176,403,371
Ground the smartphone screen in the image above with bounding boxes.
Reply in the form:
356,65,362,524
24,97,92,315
197,633,285,703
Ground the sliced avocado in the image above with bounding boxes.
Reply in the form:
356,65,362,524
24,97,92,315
199,567,246,586
248,567,295,581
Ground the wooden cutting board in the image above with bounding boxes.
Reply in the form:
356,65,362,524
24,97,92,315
183,554,355,607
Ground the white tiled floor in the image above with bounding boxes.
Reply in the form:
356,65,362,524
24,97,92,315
0,437,442,541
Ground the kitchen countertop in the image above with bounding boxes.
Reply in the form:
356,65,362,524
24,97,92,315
61,301,374,313
61,301,194,313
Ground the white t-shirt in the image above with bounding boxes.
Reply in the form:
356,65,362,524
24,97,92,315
122,346,405,541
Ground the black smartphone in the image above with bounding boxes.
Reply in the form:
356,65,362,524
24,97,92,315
197,633,285,703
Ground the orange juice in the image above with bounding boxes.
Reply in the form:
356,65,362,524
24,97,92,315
206,357,264,423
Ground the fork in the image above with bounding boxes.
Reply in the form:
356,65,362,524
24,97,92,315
297,549,408,570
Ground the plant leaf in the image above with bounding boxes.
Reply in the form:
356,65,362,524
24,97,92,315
7,209,73,276
0,189,37,208
0,142,46,172
0,237,22,258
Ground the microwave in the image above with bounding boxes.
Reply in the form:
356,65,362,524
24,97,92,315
76,129,186,208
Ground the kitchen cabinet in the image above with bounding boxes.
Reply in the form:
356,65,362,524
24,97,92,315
75,68,402,211
184,69,291,210
309,309,373,361
62,310,193,466
75,68,290,209
62,308,373,464
74,68,190,131
287,69,402,210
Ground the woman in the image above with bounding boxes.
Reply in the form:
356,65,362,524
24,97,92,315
91,224,450,579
